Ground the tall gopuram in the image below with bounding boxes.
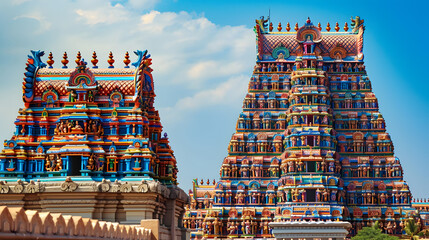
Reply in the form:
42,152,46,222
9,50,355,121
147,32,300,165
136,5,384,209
184,17,416,238
0,50,189,238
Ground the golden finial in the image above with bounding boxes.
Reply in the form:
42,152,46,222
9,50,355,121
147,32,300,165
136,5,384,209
91,51,98,69
212,179,216,185
286,22,291,32
61,52,69,69
277,22,282,31
107,51,115,68
269,22,273,32
200,179,204,185
75,51,81,65
344,22,349,31
47,52,54,68
206,179,210,185
294,23,299,31
124,51,131,68
326,23,331,32
335,22,340,32
317,22,321,31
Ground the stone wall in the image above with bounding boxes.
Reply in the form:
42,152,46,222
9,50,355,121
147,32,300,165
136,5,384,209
0,205,152,239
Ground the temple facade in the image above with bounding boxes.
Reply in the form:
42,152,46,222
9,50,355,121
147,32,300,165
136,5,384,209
184,17,416,238
0,50,189,239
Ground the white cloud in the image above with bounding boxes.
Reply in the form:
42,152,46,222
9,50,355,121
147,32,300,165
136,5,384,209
13,13,51,33
160,75,249,123
140,10,160,24
187,60,248,80
177,75,248,109
76,3,129,25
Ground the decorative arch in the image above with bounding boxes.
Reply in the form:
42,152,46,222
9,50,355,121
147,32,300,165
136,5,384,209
257,133,268,140
42,87,59,105
236,182,247,191
329,45,347,60
328,177,338,186
249,181,260,190
267,182,276,190
296,25,322,43
353,132,364,140
247,133,256,141
362,182,373,191
272,43,290,60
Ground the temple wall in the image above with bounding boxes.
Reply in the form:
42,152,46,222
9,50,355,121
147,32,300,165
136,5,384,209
0,205,152,239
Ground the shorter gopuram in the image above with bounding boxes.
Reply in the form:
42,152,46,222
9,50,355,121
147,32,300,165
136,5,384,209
0,50,189,239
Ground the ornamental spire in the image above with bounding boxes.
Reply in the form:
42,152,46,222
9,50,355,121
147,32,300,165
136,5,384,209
286,22,291,32
75,51,81,65
91,51,98,69
61,52,69,69
108,51,115,68
47,52,54,68
124,52,131,68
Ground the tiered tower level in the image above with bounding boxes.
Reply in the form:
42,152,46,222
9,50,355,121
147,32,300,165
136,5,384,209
185,17,415,238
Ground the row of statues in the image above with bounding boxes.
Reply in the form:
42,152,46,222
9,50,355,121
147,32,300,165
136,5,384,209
243,99,290,109
54,119,104,136
237,119,287,130
338,141,393,153
220,165,280,178
334,99,378,109
253,61,365,74
334,119,385,130
343,165,402,178
229,142,283,154
254,63,292,73
326,62,365,73
184,218,271,236
347,192,411,205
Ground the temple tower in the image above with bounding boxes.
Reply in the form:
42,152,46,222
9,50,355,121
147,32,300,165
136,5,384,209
185,17,415,239
0,50,189,237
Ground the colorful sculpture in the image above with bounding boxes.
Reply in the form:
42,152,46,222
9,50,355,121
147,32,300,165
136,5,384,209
0,50,178,185
185,17,416,238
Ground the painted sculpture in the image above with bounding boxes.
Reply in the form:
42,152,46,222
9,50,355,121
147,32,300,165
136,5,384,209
184,17,417,238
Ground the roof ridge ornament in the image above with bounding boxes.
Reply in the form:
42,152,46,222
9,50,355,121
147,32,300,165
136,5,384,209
255,16,269,33
22,50,46,104
351,16,364,33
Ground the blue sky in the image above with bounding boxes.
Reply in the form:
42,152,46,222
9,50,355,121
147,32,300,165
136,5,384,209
0,0,428,198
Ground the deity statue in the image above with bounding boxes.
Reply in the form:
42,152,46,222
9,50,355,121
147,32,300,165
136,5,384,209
69,90,77,102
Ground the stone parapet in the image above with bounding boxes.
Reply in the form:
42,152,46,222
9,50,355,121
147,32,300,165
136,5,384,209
0,205,152,239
